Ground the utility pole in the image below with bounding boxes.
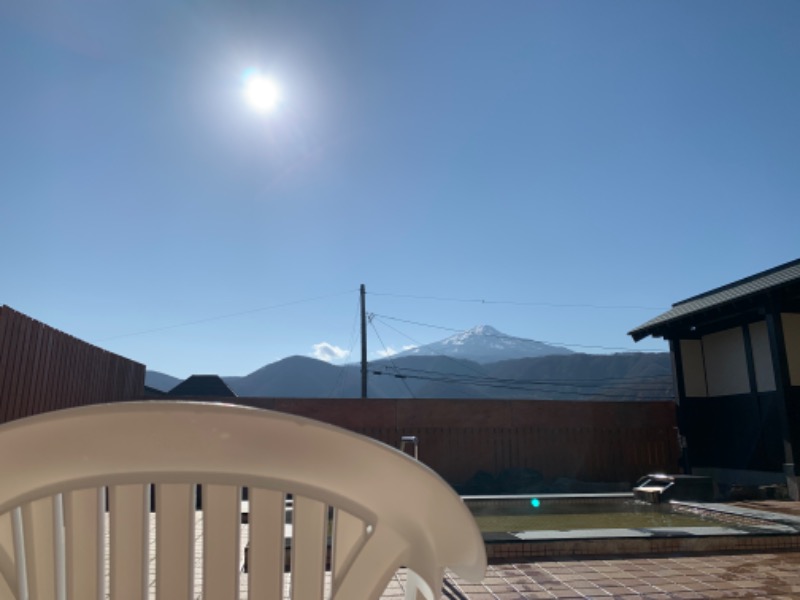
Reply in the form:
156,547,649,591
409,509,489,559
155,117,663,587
360,284,367,399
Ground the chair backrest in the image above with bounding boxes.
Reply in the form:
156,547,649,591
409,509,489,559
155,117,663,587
0,401,486,600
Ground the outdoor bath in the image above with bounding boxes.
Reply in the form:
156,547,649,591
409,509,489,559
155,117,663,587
462,494,800,562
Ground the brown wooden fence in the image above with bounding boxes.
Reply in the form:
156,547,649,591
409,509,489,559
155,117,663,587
186,396,679,486
0,306,145,424
0,305,676,486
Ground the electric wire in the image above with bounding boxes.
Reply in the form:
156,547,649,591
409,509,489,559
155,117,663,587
370,366,672,393
99,290,358,341
374,365,673,388
328,295,362,398
370,369,672,400
368,291,667,312
368,317,416,398
371,315,501,380
369,315,673,399
371,313,665,353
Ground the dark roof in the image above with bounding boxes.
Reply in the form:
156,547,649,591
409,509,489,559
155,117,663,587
143,385,167,397
168,375,237,397
629,258,800,342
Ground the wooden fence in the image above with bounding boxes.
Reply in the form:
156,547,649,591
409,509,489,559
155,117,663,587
0,306,145,424
0,305,677,485
197,396,680,486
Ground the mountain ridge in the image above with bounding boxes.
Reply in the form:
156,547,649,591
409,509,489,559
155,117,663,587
144,325,671,400
146,353,672,401
396,324,573,363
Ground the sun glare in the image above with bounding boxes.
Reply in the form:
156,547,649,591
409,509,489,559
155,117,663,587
242,70,281,113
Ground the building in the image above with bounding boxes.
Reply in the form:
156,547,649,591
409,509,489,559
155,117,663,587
168,375,237,398
629,259,800,498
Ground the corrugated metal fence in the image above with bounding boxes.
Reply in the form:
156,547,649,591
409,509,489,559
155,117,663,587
0,306,145,424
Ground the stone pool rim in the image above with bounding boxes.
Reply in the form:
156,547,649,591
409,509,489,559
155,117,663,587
461,493,800,561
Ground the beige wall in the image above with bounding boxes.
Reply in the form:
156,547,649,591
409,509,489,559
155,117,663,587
680,339,708,397
749,321,776,392
702,327,750,397
676,315,799,397
784,313,800,386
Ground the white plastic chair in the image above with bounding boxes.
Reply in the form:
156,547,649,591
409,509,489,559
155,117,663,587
0,401,485,600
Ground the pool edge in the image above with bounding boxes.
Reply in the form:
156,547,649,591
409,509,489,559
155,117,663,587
463,496,800,562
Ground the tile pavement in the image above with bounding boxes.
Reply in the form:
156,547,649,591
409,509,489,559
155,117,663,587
414,552,800,599
138,503,800,598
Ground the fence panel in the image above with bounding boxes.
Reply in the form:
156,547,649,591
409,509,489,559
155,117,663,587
0,306,145,424
222,396,679,485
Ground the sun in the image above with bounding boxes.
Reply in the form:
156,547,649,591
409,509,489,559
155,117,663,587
242,70,281,113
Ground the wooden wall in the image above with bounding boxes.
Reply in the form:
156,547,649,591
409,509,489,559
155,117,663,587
203,396,679,485
0,306,145,424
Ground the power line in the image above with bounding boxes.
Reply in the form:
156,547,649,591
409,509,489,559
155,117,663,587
368,291,667,312
99,290,357,341
328,294,362,398
379,365,673,388
369,315,672,399
371,313,666,353
368,317,416,399
370,314,497,380
370,368,672,400
370,323,672,389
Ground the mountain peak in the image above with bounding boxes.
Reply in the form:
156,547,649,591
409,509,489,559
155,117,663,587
467,325,502,336
443,325,508,346
396,325,573,363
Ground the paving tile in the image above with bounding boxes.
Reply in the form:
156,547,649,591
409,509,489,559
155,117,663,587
593,587,625,596
549,591,585,599
134,520,800,600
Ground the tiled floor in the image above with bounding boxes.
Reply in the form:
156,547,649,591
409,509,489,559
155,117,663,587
385,500,800,599
141,502,800,598
402,552,800,599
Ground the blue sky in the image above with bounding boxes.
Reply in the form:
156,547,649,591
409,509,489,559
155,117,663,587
2,1,798,378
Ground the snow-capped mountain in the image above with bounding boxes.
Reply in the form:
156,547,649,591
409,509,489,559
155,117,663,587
395,325,574,364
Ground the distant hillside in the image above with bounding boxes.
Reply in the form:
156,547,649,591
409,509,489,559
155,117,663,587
144,370,182,392
147,352,673,401
145,324,671,400
223,356,351,398
483,353,673,401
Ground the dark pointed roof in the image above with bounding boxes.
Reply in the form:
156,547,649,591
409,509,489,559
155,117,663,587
629,258,800,342
143,385,167,397
168,375,236,397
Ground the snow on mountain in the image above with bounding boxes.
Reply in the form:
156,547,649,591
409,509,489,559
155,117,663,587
395,325,574,364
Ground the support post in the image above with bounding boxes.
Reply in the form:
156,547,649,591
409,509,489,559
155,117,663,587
765,301,798,499
669,339,691,474
360,284,367,399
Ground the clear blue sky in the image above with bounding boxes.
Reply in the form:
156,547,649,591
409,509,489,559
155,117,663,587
2,1,798,378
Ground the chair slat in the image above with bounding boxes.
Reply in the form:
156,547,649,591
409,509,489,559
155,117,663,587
0,402,487,600
155,484,195,600
109,484,148,600
331,508,365,588
0,511,19,599
52,495,66,600
291,496,326,600
247,489,284,600
202,484,240,600
22,497,57,600
329,527,406,600
64,488,104,600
